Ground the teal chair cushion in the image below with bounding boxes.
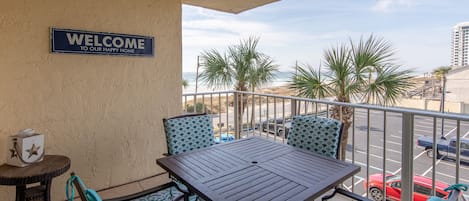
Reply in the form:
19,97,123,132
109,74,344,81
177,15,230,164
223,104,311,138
163,114,215,197
287,115,342,159
163,113,215,155
427,184,468,201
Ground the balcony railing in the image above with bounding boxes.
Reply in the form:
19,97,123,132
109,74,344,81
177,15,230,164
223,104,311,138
182,90,469,200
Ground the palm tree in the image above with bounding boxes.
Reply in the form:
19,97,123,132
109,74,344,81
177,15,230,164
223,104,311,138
182,79,189,89
432,66,451,96
432,66,452,139
433,66,452,80
432,66,452,112
290,35,414,160
199,36,278,133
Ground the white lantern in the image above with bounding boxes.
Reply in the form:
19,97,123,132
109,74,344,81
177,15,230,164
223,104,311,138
6,129,45,167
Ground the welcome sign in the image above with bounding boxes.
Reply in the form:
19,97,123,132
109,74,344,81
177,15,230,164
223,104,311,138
51,28,154,56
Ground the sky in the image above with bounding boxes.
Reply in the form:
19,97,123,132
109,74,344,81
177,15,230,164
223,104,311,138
182,0,469,74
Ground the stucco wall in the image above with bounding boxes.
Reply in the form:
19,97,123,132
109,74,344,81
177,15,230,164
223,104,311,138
0,0,182,200
446,68,469,103
394,98,463,113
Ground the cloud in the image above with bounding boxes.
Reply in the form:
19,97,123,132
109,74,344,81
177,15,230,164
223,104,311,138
182,18,302,48
181,12,365,71
183,19,270,35
372,0,416,13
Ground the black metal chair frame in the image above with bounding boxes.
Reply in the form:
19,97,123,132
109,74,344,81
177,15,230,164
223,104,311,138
287,116,370,201
316,121,372,201
162,113,209,201
70,172,183,201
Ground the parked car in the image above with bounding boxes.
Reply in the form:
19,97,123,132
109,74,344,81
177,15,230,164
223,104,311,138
417,136,469,162
214,133,235,144
364,173,451,201
256,118,291,138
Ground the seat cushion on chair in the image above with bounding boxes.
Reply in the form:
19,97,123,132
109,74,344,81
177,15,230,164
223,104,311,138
130,186,183,201
287,115,342,159
164,114,215,155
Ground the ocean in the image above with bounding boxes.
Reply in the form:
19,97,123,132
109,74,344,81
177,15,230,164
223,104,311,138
182,71,294,94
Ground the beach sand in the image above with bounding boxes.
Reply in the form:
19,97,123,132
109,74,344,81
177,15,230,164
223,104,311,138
182,75,426,114
183,85,296,114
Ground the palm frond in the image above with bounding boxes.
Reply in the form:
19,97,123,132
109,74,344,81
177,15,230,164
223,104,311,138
362,65,414,105
432,66,452,81
199,49,233,89
350,35,396,85
289,64,330,99
199,36,277,92
248,55,279,90
323,44,353,99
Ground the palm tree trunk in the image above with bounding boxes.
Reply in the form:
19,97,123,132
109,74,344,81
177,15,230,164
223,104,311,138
236,84,248,138
236,93,248,138
331,96,353,161
250,87,256,128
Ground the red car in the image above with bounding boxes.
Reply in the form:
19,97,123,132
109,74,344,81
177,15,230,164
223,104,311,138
363,174,450,201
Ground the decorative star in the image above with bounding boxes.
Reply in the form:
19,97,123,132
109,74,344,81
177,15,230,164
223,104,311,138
9,149,17,158
26,144,40,159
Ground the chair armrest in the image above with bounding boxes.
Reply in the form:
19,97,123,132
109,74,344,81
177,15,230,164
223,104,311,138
71,172,90,201
104,182,182,201
336,188,373,201
447,190,462,201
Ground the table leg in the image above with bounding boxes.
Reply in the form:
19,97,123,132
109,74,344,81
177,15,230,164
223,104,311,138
41,179,52,201
321,187,338,201
15,185,26,201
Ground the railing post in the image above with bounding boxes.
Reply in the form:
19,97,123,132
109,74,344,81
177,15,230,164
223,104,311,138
401,112,414,201
193,94,197,113
291,99,297,117
234,91,239,139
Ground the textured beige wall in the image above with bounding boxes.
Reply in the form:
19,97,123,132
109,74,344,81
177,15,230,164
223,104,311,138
394,99,463,113
395,99,427,110
447,69,469,103
0,0,182,200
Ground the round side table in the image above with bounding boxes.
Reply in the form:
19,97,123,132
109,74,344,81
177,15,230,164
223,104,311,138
0,155,71,201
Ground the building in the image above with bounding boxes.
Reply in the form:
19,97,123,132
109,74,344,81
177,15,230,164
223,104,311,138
445,66,469,112
451,22,469,67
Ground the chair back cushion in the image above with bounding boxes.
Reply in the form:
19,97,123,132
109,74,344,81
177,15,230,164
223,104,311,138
163,114,214,155
287,115,342,159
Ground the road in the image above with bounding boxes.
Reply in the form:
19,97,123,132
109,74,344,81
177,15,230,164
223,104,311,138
342,109,469,199
209,102,469,200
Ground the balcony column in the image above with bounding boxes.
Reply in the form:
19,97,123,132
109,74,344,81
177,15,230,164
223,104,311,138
401,112,414,201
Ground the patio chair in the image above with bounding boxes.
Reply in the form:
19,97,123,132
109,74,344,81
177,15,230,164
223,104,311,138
66,172,184,201
163,113,214,200
287,115,371,201
287,115,343,159
163,113,214,155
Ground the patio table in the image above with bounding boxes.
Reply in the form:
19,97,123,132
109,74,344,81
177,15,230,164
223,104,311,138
0,155,70,201
156,136,360,201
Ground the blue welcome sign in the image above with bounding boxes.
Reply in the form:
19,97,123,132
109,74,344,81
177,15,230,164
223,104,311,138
51,28,154,57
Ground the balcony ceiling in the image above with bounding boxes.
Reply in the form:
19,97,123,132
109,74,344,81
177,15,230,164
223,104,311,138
182,0,279,14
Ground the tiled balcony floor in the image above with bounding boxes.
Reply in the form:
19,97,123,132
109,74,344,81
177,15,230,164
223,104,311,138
87,173,172,200
87,173,360,201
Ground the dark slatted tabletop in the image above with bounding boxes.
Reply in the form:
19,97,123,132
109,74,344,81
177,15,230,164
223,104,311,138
157,137,360,201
